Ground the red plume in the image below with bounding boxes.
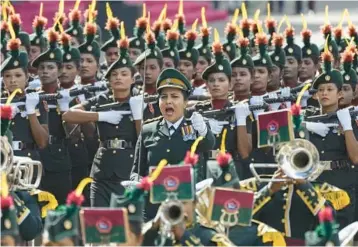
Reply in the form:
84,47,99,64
10,14,22,26
334,27,343,38
341,49,354,63
212,41,223,55
318,207,333,223
291,104,301,116
237,37,250,48
152,20,161,32
272,33,284,47
47,29,59,44
32,16,48,29
162,18,172,32
348,25,357,37
216,152,232,167
146,31,156,45
184,151,199,166
175,14,185,25
105,17,120,31
118,37,129,49
321,24,332,35
251,20,262,33
200,27,210,37
84,9,98,21
6,38,21,51
255,33,268,46
137,177,152,191
225,23,236,35
322,50,333,63
69,9,82,22
1,21,9,32
301,29,312,40
346,44,358,54
166,29,179,41
265,19,277,29
0,105,13,120
84,22,97,35
60,33,71,46
285,27,295,37
66,191,84,206
136,17,148,29
185,30,197,41
54,12,67,25
1,196,14,209
240,19,251,30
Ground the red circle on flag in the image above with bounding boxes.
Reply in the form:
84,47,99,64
163,176,180,191
96,218,112,234
224,199,240,213
267,120,279,135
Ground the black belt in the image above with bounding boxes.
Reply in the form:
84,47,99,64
101,139,133,149
322,160,353,170
48,135,66,145
12,141,36,151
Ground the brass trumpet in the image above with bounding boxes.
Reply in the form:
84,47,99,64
160,199,185,227
250,139,326,182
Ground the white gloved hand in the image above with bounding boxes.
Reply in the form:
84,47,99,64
305,122,338,137
129,95,146,120
190,112,207,136
267,92,281,111
280,87,291,109
249,96,265,119
234,103,251,126
192,87,207,96
97,110,131,125
25,92,40,115
57,89,72,111
337,108,353,131
300,90,311,108
10,104,20,118
207,119,229,134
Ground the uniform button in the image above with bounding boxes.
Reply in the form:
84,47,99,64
130,154,133,158
58,149,61,152
322,138,325,141
283,205,286,210
352,166,355,169
12,122,15,125
321,150,325,154
75,144,78,147
283,193,287,197
281,219,285,223
251,158,255,161
167,149,170,153
113,150,117,154
216,134,220,138
28,153,31,157
116,126,119,129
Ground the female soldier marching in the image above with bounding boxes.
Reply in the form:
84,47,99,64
63,23,143,207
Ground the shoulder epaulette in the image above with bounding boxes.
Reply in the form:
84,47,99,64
295,183,326,215
313,182,350,211
144,116,163,124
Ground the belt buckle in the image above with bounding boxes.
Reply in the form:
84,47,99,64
321,161,332,171
209,150,219,160
12,141,23,151
112,139,125,149
48,135,54,145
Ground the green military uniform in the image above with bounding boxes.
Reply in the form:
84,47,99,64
1,37,48,161
32,30,72,205
83,38,138,207
131,68,215,220
307,50,358,230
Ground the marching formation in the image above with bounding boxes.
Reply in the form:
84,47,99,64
1,0,358,246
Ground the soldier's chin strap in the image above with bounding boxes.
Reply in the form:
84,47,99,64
136,53,147,182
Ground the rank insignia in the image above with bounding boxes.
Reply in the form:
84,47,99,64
181,124,196,141
96,218,112,234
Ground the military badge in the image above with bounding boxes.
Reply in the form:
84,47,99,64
181,123,196,141
149,165,194,203
80,208,130,245
207,187,255,227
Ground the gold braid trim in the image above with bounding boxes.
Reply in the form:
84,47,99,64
314,183,350,210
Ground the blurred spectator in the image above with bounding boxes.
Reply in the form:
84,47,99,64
295,1,316,15
269,1,285,14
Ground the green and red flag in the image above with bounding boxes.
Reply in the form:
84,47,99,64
257,109,294,148
80,208,130,245
207,188,255,227
149,165,194,203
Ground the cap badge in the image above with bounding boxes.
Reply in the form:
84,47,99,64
262,58,266,64
49,53,55,59
87,45,93,52
307,49,312,55
186,52,191,58
73,29,78,35
242,59,247,65
275,56,279,61
288,47,293,53
13,60,19,66
66,54,72,60
64,220,72,230
325,75,331,81
170,51,175,57
345,75,350,81
4,219,11,229
202,48,207,54
36,38,40,44
226,46,231,52
218,65,224,71
224,173,232,182
128,204,136,213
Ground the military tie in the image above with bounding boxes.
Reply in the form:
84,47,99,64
169,126,176,136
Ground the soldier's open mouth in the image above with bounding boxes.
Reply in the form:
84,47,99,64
165,107,174,115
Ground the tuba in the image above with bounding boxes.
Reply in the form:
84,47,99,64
250,139,326,182
1,136,42,191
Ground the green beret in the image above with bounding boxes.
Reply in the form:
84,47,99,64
101,20,120,52
30,17,48,49
269,35,286,68
31,30,62,68
65,25,84,44
196,28,212,63
18,32,30,50
252,36,273,69
61,35,81,63
44,205,80,243
202,44,232,81
30,33,47,50
320,40,339,60
179,31,199,66
284,39,302,62
301,30,320,60
341,53,358,88
129,18,147,52
78,24,101,60
156,68,192,94
313,69,343,90
155,31,166,50
231,43,254,69
128,36,145,51
104,39,135,79
1,48,28,73
161,33,180,68
133,34,163,67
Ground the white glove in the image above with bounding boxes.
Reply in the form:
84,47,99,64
337,108,353,131
234,103,251,126
192,87,207,96
249,96,265,119
190,112,207,136
25,92,40,115
300,90,311,108
57,89,72,111
305,122,338,137
97,110,131,125
280,87,291,109
10,104,20,118
207,119,229,134
267,92,281,111
129,95,146,120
